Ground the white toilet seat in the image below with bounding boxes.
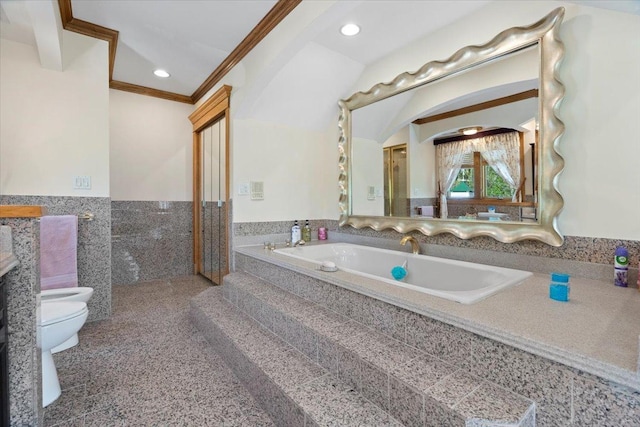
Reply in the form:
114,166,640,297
41,287,93,303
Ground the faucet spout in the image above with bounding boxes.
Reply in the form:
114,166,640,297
293,239,306,247
400,236,421,255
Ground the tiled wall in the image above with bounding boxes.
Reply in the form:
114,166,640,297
408,197,437,217
0,217,41,426
0,195,111,322
111,201,193,285
446,202,521,220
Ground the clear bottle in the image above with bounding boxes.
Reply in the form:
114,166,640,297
302,220,311,242
291,220,301,243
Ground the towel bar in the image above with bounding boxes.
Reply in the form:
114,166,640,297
78,213,94,221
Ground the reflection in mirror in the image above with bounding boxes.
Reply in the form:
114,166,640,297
340,8,565,246
352,45,539,223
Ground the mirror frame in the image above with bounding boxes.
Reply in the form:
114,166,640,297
338,7,565,246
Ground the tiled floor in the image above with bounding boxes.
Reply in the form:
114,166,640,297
44,276,275,426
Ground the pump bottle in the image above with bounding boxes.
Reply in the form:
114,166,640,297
291,220,301,243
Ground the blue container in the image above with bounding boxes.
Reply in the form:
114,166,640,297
550,272,570,302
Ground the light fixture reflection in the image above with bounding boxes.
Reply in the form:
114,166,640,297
340,23,360,36
460,126,482,136
153,69,170,78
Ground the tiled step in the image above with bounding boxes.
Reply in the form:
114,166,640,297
222,272,535,427
190,286,402,427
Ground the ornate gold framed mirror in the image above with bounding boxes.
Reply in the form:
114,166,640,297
338,8,565,246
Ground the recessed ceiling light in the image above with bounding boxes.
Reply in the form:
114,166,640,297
153,69,170,78
340,23,360,36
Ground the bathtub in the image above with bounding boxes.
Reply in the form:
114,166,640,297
274,243,532,304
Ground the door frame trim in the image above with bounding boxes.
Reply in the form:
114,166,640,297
188,85,232,281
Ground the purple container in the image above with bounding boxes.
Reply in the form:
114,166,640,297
318,227,327,240
614,247,629,287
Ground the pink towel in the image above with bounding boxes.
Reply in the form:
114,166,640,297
40,215,78,290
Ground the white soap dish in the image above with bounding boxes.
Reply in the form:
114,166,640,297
319,261,338,272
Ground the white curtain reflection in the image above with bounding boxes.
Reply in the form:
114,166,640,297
436,140,471,218
476,132,521,201
436,131,522,216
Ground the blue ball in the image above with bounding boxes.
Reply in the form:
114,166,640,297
391,266,407,280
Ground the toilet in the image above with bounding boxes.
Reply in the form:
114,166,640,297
41,287,93,352
39,301,88,407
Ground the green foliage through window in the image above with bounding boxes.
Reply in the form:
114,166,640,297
484,166,514,199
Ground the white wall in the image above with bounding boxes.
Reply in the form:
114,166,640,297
351,137,384,216
346,1,640,240
232,119,336,222
194,1,343,223
109,90,193,201
0,32,109,197
409,124,436,199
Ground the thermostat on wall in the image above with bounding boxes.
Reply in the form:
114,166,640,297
250,181,264,200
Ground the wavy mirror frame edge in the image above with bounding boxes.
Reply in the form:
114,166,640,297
338,7,565,246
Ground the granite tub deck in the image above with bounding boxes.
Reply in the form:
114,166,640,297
232,246,640,426
191,274,535,426
236,245,640,386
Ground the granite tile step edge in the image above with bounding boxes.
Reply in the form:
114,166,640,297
189,286,402,427
223,272,536,427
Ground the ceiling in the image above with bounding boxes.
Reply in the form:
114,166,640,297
70,0,278,96
1,0,638,114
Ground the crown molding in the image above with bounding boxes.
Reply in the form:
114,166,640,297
109,81,194,104
190,0,301,102
58,0,118,79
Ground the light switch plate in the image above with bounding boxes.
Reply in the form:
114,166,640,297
238,182,250,196
367,186,376,200
73,175,91,190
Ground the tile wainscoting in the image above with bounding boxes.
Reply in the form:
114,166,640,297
0,217,41,426
111,201,193,285
0,195,111,322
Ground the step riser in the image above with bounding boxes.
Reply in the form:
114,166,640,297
224,275,534,426
190,302,309,427
223,263,535,427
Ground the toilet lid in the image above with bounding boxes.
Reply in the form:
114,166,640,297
41,301,88,326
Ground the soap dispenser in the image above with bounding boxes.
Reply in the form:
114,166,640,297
291,220,301,243
302,220,311,243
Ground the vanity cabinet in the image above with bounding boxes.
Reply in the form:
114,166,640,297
0,276,9,425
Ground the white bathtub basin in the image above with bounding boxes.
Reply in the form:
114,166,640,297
274,243,532,304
